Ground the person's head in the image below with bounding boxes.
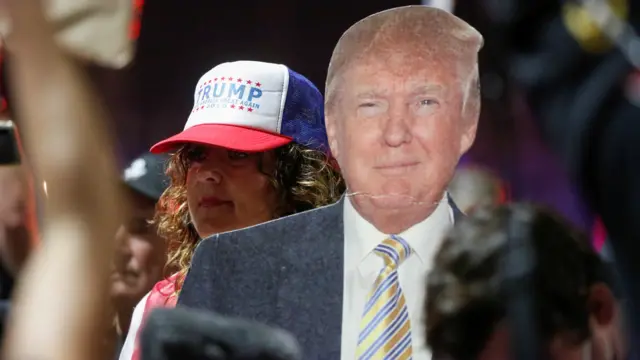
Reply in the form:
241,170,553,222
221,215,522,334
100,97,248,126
111,153,170,309
324,6,484,233
151,61,344,289
425,203,624,360
448,165,506,213
0,120,38,276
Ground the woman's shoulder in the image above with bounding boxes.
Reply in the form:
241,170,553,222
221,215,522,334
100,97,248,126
145,273,179,310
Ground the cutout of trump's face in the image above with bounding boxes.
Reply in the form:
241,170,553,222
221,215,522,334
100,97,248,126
325,6,483,232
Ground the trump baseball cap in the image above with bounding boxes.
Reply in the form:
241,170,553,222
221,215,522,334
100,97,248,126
150,61,329,154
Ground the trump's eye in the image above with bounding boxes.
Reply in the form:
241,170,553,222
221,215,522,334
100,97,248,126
357,101,386,117
419,99,439,106
414,98,440,115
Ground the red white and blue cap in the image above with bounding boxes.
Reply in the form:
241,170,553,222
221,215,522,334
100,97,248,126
150,61,328,154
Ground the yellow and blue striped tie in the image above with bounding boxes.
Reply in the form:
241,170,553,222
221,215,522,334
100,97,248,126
356,235,413,360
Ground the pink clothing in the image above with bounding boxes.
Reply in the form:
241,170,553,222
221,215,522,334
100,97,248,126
130,273,179,360
593,217,607,252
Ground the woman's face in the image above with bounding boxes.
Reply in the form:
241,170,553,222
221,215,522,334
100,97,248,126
185,145,279,238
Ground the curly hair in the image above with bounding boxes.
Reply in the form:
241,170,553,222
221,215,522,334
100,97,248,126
154,143,345,292
424,203,612,359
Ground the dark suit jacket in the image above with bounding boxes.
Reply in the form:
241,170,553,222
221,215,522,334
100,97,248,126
178,197,463,359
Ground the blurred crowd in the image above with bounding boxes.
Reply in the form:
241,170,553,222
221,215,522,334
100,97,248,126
0,1,638,360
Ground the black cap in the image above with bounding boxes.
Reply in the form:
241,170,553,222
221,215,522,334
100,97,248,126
122,152,170,201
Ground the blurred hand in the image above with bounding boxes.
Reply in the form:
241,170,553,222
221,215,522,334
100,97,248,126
0,1,127,360
1,0,134,68
0,0,55,55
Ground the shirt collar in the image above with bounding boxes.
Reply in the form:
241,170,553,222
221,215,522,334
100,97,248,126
344,193,454,265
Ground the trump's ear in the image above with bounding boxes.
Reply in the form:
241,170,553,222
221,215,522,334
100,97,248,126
459,71,480,156
325,113,339,160
459,113,478,156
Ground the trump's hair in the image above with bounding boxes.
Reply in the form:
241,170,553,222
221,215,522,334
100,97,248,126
325,6,483,119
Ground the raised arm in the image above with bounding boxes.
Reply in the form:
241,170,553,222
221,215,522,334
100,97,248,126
1,1,128,359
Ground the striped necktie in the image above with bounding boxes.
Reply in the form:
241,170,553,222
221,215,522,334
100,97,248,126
356,235,413,360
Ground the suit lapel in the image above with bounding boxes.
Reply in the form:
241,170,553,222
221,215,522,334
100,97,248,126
275,198,344,359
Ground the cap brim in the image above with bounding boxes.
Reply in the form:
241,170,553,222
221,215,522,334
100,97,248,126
150,124,293,154
121,181,159,203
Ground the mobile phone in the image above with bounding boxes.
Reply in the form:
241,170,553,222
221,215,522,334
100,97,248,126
0,121,20,165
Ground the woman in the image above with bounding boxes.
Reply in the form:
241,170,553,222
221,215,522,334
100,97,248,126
119,60,344,360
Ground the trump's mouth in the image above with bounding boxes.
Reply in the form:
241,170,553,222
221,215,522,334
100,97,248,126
374,161,420,175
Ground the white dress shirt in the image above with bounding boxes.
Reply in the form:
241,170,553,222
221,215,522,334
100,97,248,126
420,0,454,12
341,194,454,360
119,292,149,360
